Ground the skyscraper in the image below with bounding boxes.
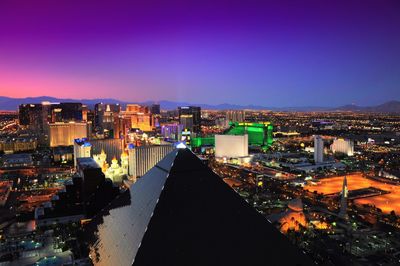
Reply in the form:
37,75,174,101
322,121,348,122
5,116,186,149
178,106,201,133
314,135,324,163
119,104,154,132
84,148,312,265
94,103,121,134
150,103,160,115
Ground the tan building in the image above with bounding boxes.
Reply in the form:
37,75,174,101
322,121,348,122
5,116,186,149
118,104,154,132
49,122,89,147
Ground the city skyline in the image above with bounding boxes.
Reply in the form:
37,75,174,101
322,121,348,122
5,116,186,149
1,0,400,106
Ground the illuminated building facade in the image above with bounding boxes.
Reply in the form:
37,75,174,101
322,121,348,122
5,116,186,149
128,144,174,177
191,122,274,150
178,106,201,133
215,134,248,158
49,122,89,147
19,102,84,145
93,149,129,184
331,138,354,156
118,104,154,132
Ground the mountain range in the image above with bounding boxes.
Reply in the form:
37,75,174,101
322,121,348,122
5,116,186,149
0,96,399,113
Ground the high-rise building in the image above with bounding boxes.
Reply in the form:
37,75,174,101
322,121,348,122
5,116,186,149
94,103,121,134
49,122,89,147
150,103,160,115
178,106,201,133
18,104,33,126
119,104,154,132
84,148,312,266
331,138,354,156
82,104,89,122
127,144,174,177
314,135,324,163
18,103,48,134
215,134,248,158
226,110,245,123
73,138,92,167
19,102,84,145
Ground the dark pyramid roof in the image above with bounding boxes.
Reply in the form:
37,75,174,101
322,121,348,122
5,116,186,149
86,148,313,266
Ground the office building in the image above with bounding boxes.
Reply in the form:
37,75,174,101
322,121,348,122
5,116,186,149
84,148,311,266
178,106,201,133
49,122,89,147
331,138,354,156
314,135,324,163
215,134,248,158
94,103,121,134
73,138,92,167
128,144,174,177
18,103,48,135
150,103,160,115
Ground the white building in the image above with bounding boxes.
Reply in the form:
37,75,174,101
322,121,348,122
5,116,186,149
73,138,91,167
49,122,89,147
128,144,175,178
331,138,354,156
215,134,248,158
314,135,324,164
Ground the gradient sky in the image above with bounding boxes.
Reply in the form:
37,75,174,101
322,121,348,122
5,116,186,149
1,0,400,106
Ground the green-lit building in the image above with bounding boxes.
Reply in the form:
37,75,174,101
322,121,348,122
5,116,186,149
191,122,273,150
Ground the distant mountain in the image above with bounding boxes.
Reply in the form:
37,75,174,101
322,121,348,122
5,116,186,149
0,96,124,110
334,100,400,113
0,96,399,113
0,96,321,111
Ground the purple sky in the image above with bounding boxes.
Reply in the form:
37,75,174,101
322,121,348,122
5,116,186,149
1,0,400,106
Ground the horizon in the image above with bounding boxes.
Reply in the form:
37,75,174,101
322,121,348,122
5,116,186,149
1,95,400,111
1,0,400,106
